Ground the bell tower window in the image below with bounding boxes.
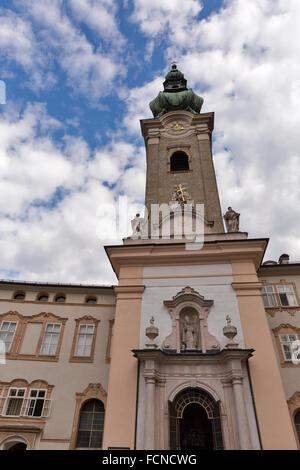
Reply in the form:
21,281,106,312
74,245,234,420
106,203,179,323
170,151,189,172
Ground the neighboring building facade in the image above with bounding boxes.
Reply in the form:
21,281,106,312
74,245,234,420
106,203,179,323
0,282,115,450
0,66,299,450
258,258,300,448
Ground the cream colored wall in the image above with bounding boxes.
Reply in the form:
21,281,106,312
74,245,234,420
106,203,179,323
257,274,300,400
0,287,116,450
20,323,42,354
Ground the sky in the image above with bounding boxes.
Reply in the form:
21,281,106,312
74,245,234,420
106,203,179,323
0,0,300,285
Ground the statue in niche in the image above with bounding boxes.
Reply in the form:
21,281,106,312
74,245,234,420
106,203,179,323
180,309,199,350
223,207,240,232
162,287,221,353
182,315,195,349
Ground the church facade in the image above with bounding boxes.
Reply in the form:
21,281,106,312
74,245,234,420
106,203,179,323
0,66,299,450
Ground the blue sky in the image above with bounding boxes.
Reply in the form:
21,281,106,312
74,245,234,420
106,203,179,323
0,0,300,284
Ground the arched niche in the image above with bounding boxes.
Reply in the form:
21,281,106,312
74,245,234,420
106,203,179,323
179,306,200,350
162,287,220,353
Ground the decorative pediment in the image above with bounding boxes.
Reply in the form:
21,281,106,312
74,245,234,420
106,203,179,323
162,287,220,353
0,310,68,324
287,391,300,406
75,315,100,324
76,383,107,404
29,312,68,324
273,323,300,334
164,287,213,309
0,310,25,321
3,378,53,389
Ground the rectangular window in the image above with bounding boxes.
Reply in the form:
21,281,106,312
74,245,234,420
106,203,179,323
261,286,277,307
277,285,297,307
279,333,298,361
5,388,26,416
40,323,61,356
75,324,94,357
25,389,46,417
0,321,17,353
262,284,298,308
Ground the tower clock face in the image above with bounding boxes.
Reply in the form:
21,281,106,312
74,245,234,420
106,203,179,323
173,122,185,131
164,120,190,137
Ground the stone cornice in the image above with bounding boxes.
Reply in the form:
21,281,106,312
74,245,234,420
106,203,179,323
114,285,145,294
105,238,268,278
140,111,214,141
231,282,263,291
132,348,254,365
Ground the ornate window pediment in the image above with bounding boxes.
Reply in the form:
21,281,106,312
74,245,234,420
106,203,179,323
162,287,220,353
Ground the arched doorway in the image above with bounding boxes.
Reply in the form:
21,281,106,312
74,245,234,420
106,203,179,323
1,436,28,450
7,442,27,450
169,388,223,450
180,403,213,450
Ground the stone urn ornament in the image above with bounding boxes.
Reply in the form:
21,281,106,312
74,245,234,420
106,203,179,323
145,317,159,348
223,315,239,349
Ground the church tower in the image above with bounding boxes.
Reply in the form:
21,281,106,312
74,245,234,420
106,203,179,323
142,63,224,233
102,66,298,450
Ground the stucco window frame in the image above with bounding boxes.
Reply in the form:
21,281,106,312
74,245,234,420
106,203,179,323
0,311,67,362
69,315,99,363
0,379,54,420
69,383,107,450
12,291,26,301
261,280,300,316
0,319,18,353
36,292,50,302
54,293,66,303
273,324,300,367
0,311,25,356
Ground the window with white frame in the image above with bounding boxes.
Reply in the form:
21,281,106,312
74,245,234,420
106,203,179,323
40,323,61,356
277,285,297,306
0,321,17,353
261,286,277,307
5,388,26,416
262,284,298,307
25,389,47,417
279,334,299,361
75,324,94,357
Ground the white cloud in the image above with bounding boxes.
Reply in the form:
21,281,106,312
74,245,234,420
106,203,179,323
130,0,202,37
1,0,125,99
18,0,124,99
0,8,55,89
67,0,126,48
0,101,146,283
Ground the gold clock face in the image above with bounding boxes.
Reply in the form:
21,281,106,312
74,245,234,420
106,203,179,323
173,122,184,131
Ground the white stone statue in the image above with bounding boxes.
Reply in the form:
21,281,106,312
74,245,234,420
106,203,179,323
182,315,195,349
223,207,240,232
131,213,147,238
